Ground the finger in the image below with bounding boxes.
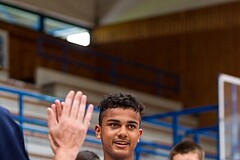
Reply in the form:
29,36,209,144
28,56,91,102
77,94,87,121
61,102,64,113
83,104,94,129
62,90,75,117
70,91,82,119
51,103,57,120
55,99,62,121
51,103,60,122
47,107,57,130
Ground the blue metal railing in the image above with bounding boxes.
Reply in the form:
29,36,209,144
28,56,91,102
37,36,180,96
142,105,219,160
0,86,219,159
0,86,55,127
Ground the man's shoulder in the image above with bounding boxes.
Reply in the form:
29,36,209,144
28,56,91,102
0,105,10,114
0,105,11,119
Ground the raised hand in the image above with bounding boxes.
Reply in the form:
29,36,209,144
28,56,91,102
47,91,94,160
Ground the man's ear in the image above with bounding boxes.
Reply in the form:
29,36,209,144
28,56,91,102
95,124,101,139
138,128,143,142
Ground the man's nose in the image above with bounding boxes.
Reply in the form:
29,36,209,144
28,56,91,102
118,126,127,138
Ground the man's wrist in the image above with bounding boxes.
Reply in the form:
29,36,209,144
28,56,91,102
54,148,79,160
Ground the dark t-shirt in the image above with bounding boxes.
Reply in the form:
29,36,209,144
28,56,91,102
0,106,30,160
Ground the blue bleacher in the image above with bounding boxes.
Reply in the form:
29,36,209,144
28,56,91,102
0,85,219,160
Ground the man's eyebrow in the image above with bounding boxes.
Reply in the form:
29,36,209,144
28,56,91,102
127,121,138,125
106,119,120,123
106,119,139,125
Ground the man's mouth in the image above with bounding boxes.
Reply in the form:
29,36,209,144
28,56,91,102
113,140,130,147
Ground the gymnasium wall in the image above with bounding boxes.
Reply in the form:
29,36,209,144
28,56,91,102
2,1,240,126
91,1,240,111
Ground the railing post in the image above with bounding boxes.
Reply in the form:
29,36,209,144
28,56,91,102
172,115,179,145
18,94,24,129
135,142,141,160
193,134,199,144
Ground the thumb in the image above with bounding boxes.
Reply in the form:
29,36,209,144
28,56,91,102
48,134,57,154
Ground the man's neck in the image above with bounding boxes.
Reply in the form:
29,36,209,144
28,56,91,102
103,158,133,160
103,155,134,160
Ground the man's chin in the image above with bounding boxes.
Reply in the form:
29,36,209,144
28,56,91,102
112,148,132,158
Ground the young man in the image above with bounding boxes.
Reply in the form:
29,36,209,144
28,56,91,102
169,140,205,160
47,90,145,160
95,92,145,160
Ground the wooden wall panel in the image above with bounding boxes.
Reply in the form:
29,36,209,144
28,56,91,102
0,21,99,83
91,1,240,125
7,24,38,82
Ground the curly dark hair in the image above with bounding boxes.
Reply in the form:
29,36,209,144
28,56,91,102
98,92,145,125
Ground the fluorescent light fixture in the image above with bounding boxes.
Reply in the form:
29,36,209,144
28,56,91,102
66,32,90,46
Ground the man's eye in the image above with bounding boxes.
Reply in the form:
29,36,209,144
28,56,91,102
128,125,136,129
110,123,118,127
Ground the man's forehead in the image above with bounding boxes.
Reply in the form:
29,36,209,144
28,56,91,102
102,108,141,121
173,152,199,160
104,107,139,114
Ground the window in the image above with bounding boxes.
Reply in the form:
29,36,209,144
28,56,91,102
0,4,39,30
44,18,90,46
0,3,90,46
